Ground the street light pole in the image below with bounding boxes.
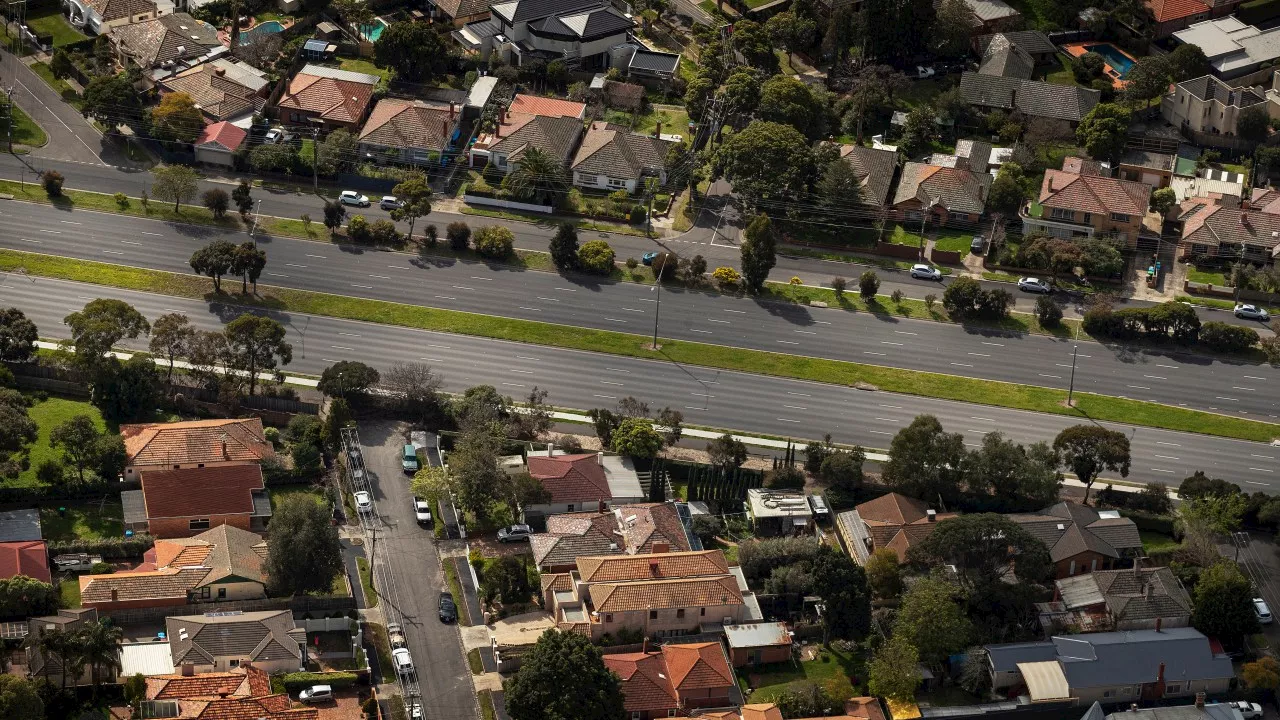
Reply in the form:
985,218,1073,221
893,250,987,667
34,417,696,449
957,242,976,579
651,258,670,350
1067,344,1078,406
249,198,262,246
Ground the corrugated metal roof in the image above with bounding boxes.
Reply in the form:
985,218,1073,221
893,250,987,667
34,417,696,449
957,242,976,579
1019,660,1070,701
121,641,176,677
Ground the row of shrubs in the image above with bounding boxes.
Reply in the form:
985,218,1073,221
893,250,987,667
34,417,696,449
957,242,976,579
1083,300,1260,353
48,534,154,560
464,181,649,225
278,671,361,691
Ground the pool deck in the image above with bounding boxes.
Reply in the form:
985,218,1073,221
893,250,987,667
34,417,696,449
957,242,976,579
218,17,293,47
1061,42,1137,89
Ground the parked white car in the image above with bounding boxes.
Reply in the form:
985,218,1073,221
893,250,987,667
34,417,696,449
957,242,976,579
414,498,432,525
1227,701,1263,719
339,190,370,207
1234,303,1270,321
909,264,942,281
1254,597,1272,624
298,685,333,703
1017,277,1052,294
354,491,373,513
392,647,415,676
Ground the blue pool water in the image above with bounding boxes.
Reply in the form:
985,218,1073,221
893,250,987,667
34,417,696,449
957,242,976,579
1083,43,1136,77
359,18,388,42
240,20,284,45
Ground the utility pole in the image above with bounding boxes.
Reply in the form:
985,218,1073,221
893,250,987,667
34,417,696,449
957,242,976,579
1,86,12,154
311,127,320,192
1067,344,1078,406
249,198,262,246
650,258,670,350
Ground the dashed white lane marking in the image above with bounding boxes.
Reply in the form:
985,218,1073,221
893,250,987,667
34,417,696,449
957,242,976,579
777,340,798,345
1039,374,1062,379
518,306,540,311
140,231,163,236
351,284,373,289
600,380,624,386
776,418,801,423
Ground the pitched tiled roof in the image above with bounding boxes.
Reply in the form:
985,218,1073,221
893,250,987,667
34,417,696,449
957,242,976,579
1008,502,1142,563
195,122,248,153
81,566,211,604
81,525,267,603
976,30,1055,56
661,642,734,690
509,94,587,119
571,121,671,181
277,65,378,125
143,667,311,720
960,73,1101,122
540,572,574,594
147,667,261,699
1147,0,1209,23
167,609,302,666
141,464,264,520
603,652,679,712
359,98,457,151
980,34,1034,79
856,493,930,525
1094,567,1192,622
619,504,691,554
532,512,619,566
589,576,743,612
161,62,266,122
742,704,786,720
490,113,584,166
0,540,50,583
1181,202,1280,253
1040,169,1150,217
527,453,611,503
434,0,490,19
892,162,992,215
85,0,156,22
1063,156,1105,176
576,550,728,583
109,13,220,68
838,145,899,207
121,418,273,467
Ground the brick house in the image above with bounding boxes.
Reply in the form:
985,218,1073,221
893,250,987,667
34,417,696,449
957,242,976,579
570,121,673,194
521,451,645,519
530,502,693,573
1052,566,1193,631
1146,0,1210,39
835,492,956,564
120,418,275,478
275,64,379,132
1008,502,1143,579
603,642,736,719
167,610,305,675
358,98,462,167
891,162,992,226
140,665,316,720
133,464,271,539
1176,200,1280,266
1021,159,1152,249
723,622,792,667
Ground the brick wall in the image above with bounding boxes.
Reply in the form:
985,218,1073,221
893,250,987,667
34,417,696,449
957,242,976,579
148,514,253,539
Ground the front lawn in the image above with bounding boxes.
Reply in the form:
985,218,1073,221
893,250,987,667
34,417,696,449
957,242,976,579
3,102,47,147
41,500,124,543
1140,530,1181,554
634,105,690,136
12,396,107,488
933,230,975,255
58,577,81,608
744,644,865,704
25,6,88,47
898,79,948,110
884,224,926,247
1187,266,1229,285
270,485,328,511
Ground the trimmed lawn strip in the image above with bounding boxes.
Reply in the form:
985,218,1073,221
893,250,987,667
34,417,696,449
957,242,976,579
366,622,395,676
745,644,863,703
58,577,81,608
0,179,242,230
467,648,483,675
479,690,497,720
443,558,473,626
27,62,83,108
26,7,89,47
2,249,1277,442
1177,294,1280,314
460,206,652,237
357,557,379,608
780,245,953,274
1187,266,1228,286
5,103,48,147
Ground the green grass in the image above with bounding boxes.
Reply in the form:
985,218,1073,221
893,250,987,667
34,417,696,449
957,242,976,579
1140,530,1181,554
897,79,947,110
41,500,123,543
1187,266,1229,285
1177,295,1280,314
14,396,107,488
27,62,82,108
776,50,797,75
0,179,241,230
443,558,472,626
479,690,497,720
634,105,690,136
2,102,47,147
932,230,975,255
357,557,379,608
1044,55,1082,87
710,538,738,565
781,246,953,274
367,622,395,675
983,271,1022,283
884,224,926,247
269,485,327,511
745,645,864,703
3,248,1278,444
461,206,650,237
467,648,483,675
25,7,88,47
58,578,81,608
338,58,392,85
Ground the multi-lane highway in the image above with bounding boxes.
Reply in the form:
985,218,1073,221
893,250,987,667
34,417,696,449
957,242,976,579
5,275,1278,489
1,199,1276,422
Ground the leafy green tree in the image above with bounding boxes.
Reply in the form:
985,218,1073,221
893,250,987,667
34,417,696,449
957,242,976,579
447,221,471,251
894,576,972,664
964,433,1062,511
0,396,37,477
706,433,748,469
819,448,864,491
1166,43,1211,82
504,629,626,720
315,130,358,176
1237,105,1271,144
264,495,343,595
882,415,966,505
149,93,203,143
1243,657,1280,691
909,514,1052,588
231,242,267,294
92,354,160,423
865,547,904,599
374,21,449,82
739,214,776,292
202,188,230,219
810,544,871,641
1073,52,1106,83
81,73,140,131
318,360,380,399
987,162,1027,214
1179,471,1240,500
63,299,150,371
766,11,817,65
473,225,515,259
868,637,921,702
549,223,579,269
222,315,292,396
726,19,778,72
79,619,123,696
151,164,200,212
577,240,615,275
0,308,39,363
0,674,42,720
250,142,298,174
717,121,814,204
1122,56,1170,108
1078,236,1125,277
931,0,974,56
1192,560,1259,647
899,105,937,157
232,180,254,219
390,173,433,240
1053,425,1131,504
611,418,664,458
189,240,238,292
503,147,567,204
0,574,57,618
757,74,827,140
1076,104,1132,161
816,158,864,218
859,270,880,299
50,415,103,484
718,68,762,123
683,74,717,122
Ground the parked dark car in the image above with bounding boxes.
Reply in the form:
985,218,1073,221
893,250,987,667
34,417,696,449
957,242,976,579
439,592,458,623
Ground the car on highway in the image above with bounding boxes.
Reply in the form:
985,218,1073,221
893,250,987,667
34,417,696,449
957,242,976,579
970,236,986,254
387,622,407,649
414,498,432,525
1226,701,1262,719
1255,597,1272,624
439,591,458,623
380,196,403,210
392,647,415,676
641,251,659,266
909,264,942,281
298,685,333,703
339,190,370,207
1235,303,1270,321
354,491,373,513
497,524,533,543
1017,277,1052,294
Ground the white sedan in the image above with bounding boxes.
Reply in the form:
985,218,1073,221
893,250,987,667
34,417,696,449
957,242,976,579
1234,303,1270,321
339,190,370,207
1017,277,1052,294
414,498,432,524
910,264,942,281
1228,701,1262,719
354,491,373,513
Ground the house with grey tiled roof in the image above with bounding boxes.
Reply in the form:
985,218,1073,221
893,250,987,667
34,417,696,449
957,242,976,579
471,109,585,175
108,13,221,77
453,0,634,71
979,34,1034,80
167,609,305,675
891,161,992,225
837,144,901,208
1007,502,1143,579
961,73,1102,124
571,121,673,193
975,30,1056,64
1052,566,1193,631
26,609,102,687
960,0,1021,31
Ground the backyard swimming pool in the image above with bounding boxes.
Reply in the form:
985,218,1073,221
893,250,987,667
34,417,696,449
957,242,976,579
1082,43,1136,77
359,18,389,42
240,20,284,45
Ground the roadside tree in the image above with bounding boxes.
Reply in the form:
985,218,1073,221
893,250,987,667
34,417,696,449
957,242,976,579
189,240,238,292
739,214,776,292
202,188,230,218
265,495,343,595
0,308,38,363
505,630,625,720
151,165,200,212
222,315,292,396
149,313,195,386
63,299,150,372
1053,425,1131,504
149,93,203,143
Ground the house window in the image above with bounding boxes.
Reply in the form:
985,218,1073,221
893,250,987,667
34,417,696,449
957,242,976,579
197,463,205,468
607,178,627,189
669,712,678,717
174,464,181,469
1090,558,1097,572
1165,684,1183,695
579,174,598,185
632,713,641,720
700,608,705,616
200,587,211,599
1050,208,1073,221
229,659,239,668
1083,213,1092,224
605,614,613,623
677,609,685,619
218,588,226,599
190,518,211,530
567,504,575,512
1103,690,1114,698
650,610,658,620
496,156,507,168
1069,560,1076,575
948,212,965,221
1111,213,1131,222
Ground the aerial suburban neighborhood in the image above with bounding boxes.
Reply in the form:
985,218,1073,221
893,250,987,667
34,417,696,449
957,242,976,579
3,0,1280,716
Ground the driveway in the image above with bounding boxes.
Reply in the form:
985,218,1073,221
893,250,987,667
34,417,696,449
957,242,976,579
0,49,108,165
357,420,475,720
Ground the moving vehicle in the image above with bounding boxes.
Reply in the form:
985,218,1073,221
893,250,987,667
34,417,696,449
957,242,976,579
298,685,333,703
970,236,986,254
497,524,533,543
641,251,659,266
439,591,458,623
339,190,370,207
380,196,403,210
354,491,373,513
909,264,942,281
1017,277,1052,294
414,498,432,525
387,622,407,649
402,444,419,474
392,647,415,676
1254,597,1272,624
1235,303,1271,321
1226,701,1262,719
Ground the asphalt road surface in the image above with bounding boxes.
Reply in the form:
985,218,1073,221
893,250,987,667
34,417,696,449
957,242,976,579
1,199,1275,422
355,420,473,719
6,275,1278,490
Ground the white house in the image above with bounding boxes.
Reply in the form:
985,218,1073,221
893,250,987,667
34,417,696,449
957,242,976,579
64,0,158,35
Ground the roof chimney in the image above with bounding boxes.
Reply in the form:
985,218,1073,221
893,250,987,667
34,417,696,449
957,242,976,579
1157,662,1165,684
182,663,194,676
642,637,648,654
1241,213,1251,230
926,509,937,522
220,433,229,460
442,119,448,140
1145,582,1154,600
1155,617,1162,633
498,107,505,124
449,101,456,119
111,589,118,601
214,66,225,76
1195,692,1205,708
654,122,661,139
597,452,604,466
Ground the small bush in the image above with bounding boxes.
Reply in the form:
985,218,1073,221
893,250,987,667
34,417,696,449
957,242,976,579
629,204,647,225
472,226,515,258
859,270,880,299
48,535,154,560
713,266,742,287
577,240,616,275
890,289,903,304
347,215,371,244
625,257,638,269
89,562,113,575
1035,295,1063,328
113,192,129,209
369,219,401,246
36,459,62,485
688,255,707,279
43,170,64,198
264,427,281,447
831,277,846,298
1200,320,1259,353
446,221,471,251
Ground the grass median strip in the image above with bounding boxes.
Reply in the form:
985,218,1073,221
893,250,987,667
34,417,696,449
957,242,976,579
2,247,1276,443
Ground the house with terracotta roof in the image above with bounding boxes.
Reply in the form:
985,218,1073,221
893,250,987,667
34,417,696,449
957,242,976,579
167,609,305,675
276,64,380,131
706,700,887,720
1176,199,1280,266
65,0,157,35
891,162,992,226
120,417,275,478
531,502,693,572
1021,158,1153,249
358,98,462,167
0,540,51,583
26,609,104,686
159,58,269,125
137,664,316,720
1049,566,1193,632
1147,0,1210,38
835,492,956,564
1007,502,1143,579
108,13,222,77
127,464,270,538
453,0,634,71
509,93,588,119
571,121,673,194
521,449,645,519
603,642,737,719
80,524,268,611
542,549,760,640
193,122,247,168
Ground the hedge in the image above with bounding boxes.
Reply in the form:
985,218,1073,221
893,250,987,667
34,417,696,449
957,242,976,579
47,535,154,560
1240,0,1280,24
279,671,360,691
1124,510,1177,536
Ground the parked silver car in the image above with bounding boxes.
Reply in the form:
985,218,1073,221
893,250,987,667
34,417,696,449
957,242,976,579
1235,303,1270,321
1017,277,1052,294
909,264,942,281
